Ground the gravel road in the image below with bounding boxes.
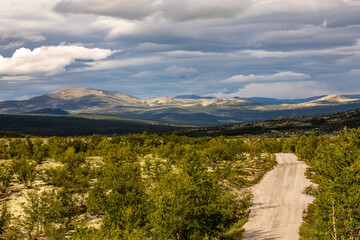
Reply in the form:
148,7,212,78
243,153,314,240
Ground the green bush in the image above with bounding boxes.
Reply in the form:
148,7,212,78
8,139,27,159
23,188,83,239
0,203,11,234
32,138,49,164
23,189,47,234
0,140,8,159
43,147,91,195
87,149,147,234
11,157,37,188
149,153,240,239
0,164,12,194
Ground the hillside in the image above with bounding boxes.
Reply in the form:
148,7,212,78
3,106,359,137
177,107,360,137
24,108,70,115
240,95,327,105
0,114,177,136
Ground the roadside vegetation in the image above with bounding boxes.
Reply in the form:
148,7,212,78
296,129,360,240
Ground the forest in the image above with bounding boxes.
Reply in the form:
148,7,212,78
0,129,359,239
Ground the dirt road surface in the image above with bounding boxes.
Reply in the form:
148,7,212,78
243,153,314,240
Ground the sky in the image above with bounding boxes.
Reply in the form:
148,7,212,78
1,0,360,100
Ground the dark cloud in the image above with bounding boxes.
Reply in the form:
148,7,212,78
54,0,252,21
54,0,155,20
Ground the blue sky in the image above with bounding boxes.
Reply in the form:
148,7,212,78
1,0,360,100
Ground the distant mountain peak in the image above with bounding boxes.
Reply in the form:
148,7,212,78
45,87,140,101
174,94,215,100
311,94,358,103
147,96,177,106
47,87,109,99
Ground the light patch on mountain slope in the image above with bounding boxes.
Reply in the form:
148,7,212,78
253,94,360,110
145,97,253,107
46,87,141,102
310,94,358,103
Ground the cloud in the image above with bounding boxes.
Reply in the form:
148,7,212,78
348,69,360,75
344,0,360,6
215,81,326,99
2,0,360,101
248,0,340,14
3,41,26,50
0,33,46,43
0,76,33,81
0,1,55,45
54,0,156,20
90,17,139,37
132,65,199,78
0,45,117,76
322,19,328,28
0,0,103,50
159,0,252,21
240,39,360,58
54,0,345,23
54,0,252,21
132,70,158,79
222,71,310,83
162,50,219,58
77,56,164,72
163,65,199,77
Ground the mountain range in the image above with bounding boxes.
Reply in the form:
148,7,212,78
1,87,360,126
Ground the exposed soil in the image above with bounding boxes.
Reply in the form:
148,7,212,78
243,153,314,240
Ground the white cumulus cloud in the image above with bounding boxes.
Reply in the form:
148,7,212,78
221,71,310,83
0,45,117,76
